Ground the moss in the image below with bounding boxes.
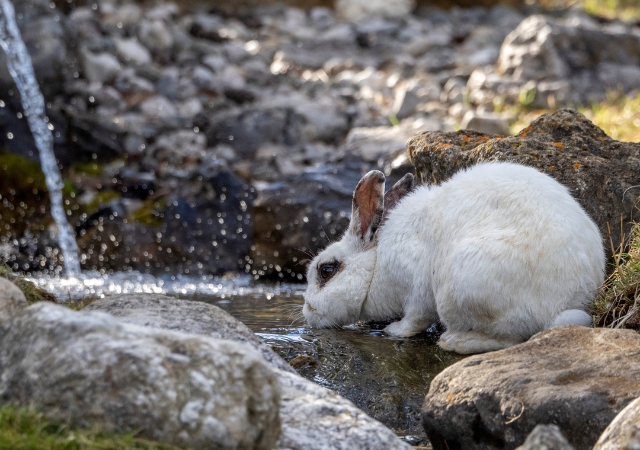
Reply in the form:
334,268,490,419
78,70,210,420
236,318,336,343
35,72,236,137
0,404,185,449
85,190,121,215
72,162,103,177
592,223,640,329
127,197,168,228
0,264,58,305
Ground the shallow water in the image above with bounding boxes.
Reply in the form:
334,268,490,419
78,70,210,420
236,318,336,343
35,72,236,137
31,272,463,439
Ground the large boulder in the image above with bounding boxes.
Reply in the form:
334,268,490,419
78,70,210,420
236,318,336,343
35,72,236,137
87,294,413,450
407,108,640,254
593,397,640,450
421,326,640,450
0,302,281,449
84,294,294,373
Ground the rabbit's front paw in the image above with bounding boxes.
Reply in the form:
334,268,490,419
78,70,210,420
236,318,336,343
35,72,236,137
384,319,422,337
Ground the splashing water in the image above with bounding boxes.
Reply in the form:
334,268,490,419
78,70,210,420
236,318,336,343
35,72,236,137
0,0,80,275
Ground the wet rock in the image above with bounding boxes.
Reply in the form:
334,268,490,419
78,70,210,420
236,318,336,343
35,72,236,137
517,425,576,450
407,109,640,254
78,167,254,276
249,164,357,280
594,397,640,450
85,293,413,449
0,278,28,321
0,302,281,449
422,326,640,450
84,294,295,373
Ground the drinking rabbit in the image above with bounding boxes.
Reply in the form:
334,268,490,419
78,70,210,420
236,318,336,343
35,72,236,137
302,162,604,354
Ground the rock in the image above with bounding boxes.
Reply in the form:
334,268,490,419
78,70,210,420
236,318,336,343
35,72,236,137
517,425,576,450
206,107,305,159
421,326,640,450
460,110,509,135
594,397,640,450
81,49,122,84
137,19,174,54
139,95,178,120
0,302,280,450
78,167,254,276
84,294,295,373
335,0,415,22
115,38,152,65
276,369,412,450
470,15,640,107
0,278,28,321
407,109,640,254
86,293,413,450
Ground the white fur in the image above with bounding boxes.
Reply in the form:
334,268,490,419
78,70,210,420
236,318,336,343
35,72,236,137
303,162,605,354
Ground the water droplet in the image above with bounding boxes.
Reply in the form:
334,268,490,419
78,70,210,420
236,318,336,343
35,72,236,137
6,132,13,139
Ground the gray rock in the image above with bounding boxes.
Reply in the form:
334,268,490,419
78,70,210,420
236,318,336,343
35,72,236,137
85,293,412,450
391,86,421,120
460,110,509,135
594,397,640,450
335,0,415,22
84,294,295,373
0,278,27,321
137,19,174,53
115,38,152,65
517,425,576,450
276,369,412,450
139,95,177,119
0,302,281,450
81,49,122,84
206,107,305,159
422,326,640,450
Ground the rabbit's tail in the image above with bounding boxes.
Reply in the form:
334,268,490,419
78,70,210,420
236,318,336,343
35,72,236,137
548,309,592,329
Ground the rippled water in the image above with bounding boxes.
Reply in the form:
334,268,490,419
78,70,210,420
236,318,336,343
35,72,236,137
31,271,462,442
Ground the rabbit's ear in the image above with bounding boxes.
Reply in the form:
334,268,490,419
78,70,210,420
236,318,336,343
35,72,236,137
349,170,385,247
382,173,415,224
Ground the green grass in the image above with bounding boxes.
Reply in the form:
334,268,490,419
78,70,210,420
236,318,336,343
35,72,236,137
592,224,640,329
0,405,183,450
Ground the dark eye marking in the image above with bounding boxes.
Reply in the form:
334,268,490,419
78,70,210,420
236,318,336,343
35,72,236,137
317,260,342,287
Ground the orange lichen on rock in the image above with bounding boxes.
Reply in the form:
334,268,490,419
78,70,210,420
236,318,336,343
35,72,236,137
549,165,555,171
434,143,452,150
574,163,582,169
518,125,532,138
554,142,565,150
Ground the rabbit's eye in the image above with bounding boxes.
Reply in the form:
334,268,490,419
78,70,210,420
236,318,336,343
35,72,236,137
318,261,341,284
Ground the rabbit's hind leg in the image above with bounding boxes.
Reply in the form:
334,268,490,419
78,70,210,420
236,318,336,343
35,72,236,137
438,330,523,354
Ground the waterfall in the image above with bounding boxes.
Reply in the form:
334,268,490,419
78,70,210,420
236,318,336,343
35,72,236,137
0,0,80,276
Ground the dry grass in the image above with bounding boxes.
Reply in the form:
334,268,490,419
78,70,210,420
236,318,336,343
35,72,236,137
592,223,640,329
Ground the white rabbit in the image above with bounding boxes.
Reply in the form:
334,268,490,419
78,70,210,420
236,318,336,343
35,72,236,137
302,162,605,354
